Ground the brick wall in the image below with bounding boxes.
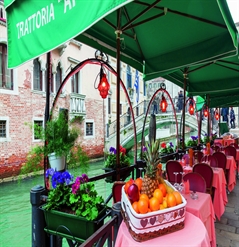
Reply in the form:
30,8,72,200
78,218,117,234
0,88,105,179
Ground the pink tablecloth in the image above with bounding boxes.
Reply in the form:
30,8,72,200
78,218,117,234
226,156,237,191
212,167,228,220
183,166,228,220
115,212,210,247
236,149,239,172
214,138,235,146
183,192,216,247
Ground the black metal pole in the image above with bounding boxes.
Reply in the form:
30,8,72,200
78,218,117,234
30,185,49,247
116,10,121,181
182,69,188,150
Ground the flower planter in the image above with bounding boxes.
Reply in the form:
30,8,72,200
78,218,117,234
48,153,66,171
160,152,176,163
41,205,108,242
103,166,131,183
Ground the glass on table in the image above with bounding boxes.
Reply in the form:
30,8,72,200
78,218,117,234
178,172,185,192
173,172,179,189
190,191,198,200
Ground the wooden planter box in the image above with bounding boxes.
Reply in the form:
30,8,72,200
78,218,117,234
41,205,108,243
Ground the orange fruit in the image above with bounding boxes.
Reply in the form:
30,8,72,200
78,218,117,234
135,178,143,191
139,194,149,203
124,179,134,194
132,201,139,213
153,189,163,204
138,199,149,214
173,191,182,205
167,193,177,208
149,197,160,211
158,183,167,197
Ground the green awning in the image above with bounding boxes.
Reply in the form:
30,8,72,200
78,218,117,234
5,0,238,80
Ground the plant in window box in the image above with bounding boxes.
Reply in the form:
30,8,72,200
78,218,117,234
22,112,79,174
103,145,132,182
186,135,198,148
41,169,107,241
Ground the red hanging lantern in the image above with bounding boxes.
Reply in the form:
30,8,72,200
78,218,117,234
188,99,194,115
204,107,208,117
160,95,168,112
98,67,110,99
215,109,219,120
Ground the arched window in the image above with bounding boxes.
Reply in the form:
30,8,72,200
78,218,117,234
55,62,62,93
0,44,13,90
127,65,132,89
71,70,80,93
33,59,42,91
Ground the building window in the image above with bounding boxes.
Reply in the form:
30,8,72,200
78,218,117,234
71,70,80,93
33,120,43,140
120,104,122,115
0,120,6,138
33,59,42,91
108,97,111,114
85,122,94,136
0,44,13,90
136,106,139,117
55,63,62,94
127,65,132,89
143,80,146,96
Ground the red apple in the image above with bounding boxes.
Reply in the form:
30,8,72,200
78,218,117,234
127,184,139,202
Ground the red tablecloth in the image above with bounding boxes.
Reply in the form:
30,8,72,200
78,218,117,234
211,167,228,220
214,138,235,146
183,166,228,220
115,212,210,247
226,155,237,192
183,192,216,247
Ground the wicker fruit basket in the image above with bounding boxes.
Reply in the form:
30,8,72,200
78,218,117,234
121,180,187,242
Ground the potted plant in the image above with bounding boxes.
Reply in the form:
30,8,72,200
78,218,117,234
41,168,108,242
22,112,79,173
103,145,132,183
160,142,176,163
186,135,198,149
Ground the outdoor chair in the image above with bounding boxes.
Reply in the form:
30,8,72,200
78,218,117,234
230,142,239,149
112,181,125,203
183,172,206,193
213,151,228,181
211,144,220,152
193,163,214,198
224,145,237,161
193,151,204,163
201,155,218,167
166,160,183,184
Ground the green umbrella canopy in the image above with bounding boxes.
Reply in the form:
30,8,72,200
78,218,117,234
164,50,239,108
5,0,238,77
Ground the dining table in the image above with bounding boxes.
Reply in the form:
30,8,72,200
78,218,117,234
115,212,211,247
183,165,228,220
214,138,235,146
226,155,237,191
182,191,216,247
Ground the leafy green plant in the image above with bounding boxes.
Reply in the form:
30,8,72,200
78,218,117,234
67,144,89,172
44,169,105,221
186,135,198,147
104,146,131,169
160,141,175,154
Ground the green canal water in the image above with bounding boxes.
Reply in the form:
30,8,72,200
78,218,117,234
0,160,113,247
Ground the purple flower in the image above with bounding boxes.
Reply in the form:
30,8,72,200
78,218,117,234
142,146,147,152
45,168,55,178
169,142,174,148
82,174,89,183
109,147,117,154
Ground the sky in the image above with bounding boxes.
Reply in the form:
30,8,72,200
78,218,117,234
227,0,239,23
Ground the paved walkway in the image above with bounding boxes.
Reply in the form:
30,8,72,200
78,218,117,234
215,177,239,247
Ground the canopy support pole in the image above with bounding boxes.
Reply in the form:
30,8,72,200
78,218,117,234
44,52,51,189
182,69,188,150
207,94,211,140
116,10,121,181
